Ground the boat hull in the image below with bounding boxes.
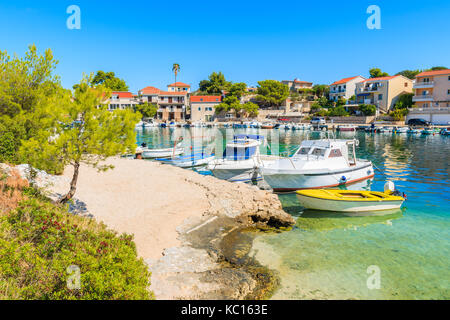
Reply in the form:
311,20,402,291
262,163,374,192
142,148,183,158
296,194,403,212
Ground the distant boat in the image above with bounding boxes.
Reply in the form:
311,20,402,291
337,125,356,132
261,123,275,129
407,128,420,134
393,127,408,133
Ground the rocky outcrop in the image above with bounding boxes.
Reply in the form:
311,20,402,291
183,173,294,228
147,171,295,300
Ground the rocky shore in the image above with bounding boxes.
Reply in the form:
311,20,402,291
2,158,294,299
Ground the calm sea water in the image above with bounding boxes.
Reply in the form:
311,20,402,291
137,127,450,299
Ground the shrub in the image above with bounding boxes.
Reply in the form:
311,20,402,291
0,175,153,300
358,104,377,116
328,106,349,117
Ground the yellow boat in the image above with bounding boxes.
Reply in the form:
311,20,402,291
296,184,405,212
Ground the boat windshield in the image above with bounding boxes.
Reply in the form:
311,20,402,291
311,148,326,157
297,147,311,155
223,146,256,160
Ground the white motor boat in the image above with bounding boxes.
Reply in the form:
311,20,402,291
394,127,408,133
206,135,277,183
156,152,215,168
136,142,184,158
260,139,374,192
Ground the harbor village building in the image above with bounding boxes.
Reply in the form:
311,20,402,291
138,82,190,121
329,76,366,102
190,95,223,122
106,91,138,111
355,75,413,114
407,69,450,125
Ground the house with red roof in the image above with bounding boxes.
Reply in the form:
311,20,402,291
407,69,450,124
190,95,223,122
329,76,366,102
412,69,450,109
137,82,191,121
355,75,413,113
106,91,138,111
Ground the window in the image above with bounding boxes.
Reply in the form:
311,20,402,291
404,82,408,87
378,94,383,100
198,107,201,111
329,149,342,158
200,98,203,101
311,148,326,157
298,147,311,155
448,89,450,95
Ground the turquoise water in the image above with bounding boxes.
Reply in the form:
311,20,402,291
137,127,450,299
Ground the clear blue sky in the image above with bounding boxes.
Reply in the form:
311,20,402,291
1,0,449,93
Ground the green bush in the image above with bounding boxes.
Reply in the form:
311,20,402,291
0,191,153,300
328,106,349,117
358,104,377,116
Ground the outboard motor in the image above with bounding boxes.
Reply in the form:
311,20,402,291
384,181,396,194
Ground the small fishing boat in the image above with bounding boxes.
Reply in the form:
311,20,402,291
337,125,356,132
296,181,405,212
138,146,184,158
261,122,275,129
393,127,408,133
421,128,435,135
407,128,420,134
156,152,215,168
440,127,450,135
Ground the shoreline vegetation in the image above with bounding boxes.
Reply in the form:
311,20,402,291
1,158,294,299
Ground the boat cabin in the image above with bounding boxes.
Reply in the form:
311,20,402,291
293,139,357,165
222,135,263,161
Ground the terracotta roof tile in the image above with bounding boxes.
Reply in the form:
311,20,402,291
416,69,450,77
140,86,161,95
111,91,133,98
331,76,364,85
168,82,190,87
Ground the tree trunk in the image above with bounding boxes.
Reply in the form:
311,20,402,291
59,162,80,204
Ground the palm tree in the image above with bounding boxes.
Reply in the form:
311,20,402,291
172,63,180,84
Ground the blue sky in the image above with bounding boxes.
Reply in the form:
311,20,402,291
1,0,449,92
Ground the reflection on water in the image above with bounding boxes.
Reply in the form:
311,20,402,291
138,128,450,299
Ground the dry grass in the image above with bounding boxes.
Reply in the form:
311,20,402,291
0,169,29,214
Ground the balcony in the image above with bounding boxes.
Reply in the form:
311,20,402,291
413,81,434,89
412,95,434,102
330,90,346,94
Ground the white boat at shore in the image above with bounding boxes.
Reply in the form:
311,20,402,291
136,143,184,158
207,135,277,183
260,139,374,192
156,152,215,168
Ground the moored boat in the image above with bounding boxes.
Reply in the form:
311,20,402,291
207,135,277,183
296,182,405,212
337,125,356,132
156,152,215,168
260,139,374,192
